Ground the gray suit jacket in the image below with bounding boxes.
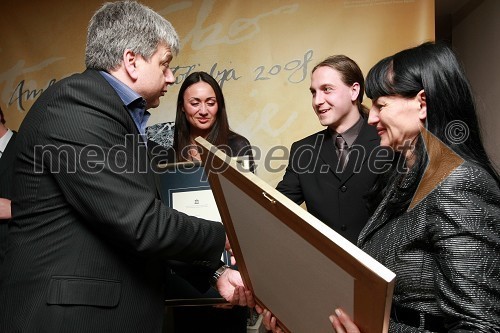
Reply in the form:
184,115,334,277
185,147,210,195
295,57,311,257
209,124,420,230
0,69,226,333
358,161,500,332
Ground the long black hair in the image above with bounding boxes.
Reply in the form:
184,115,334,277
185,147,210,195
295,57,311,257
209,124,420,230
365,42,499,216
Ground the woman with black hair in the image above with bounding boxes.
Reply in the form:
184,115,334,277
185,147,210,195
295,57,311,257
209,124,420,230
171,71,254,172
329,42,500,332
167,71,254,333
263,42,500,332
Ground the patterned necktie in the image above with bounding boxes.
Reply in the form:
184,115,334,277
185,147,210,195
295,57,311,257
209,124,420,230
335,134,348,171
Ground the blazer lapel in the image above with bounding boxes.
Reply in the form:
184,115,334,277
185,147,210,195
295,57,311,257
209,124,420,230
340,121,373,183
321,119,380,184
86,69,159,198
357,184,394,246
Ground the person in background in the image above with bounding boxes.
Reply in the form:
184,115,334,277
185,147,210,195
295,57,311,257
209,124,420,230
264,42,500,333
276,55,389,244
159,71,254,333
0,2,253,333
0,106,16,271
166,71,254,171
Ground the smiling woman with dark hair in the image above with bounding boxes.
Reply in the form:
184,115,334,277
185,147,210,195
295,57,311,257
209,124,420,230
165,71,255,333
170,71,255,173
262,42,500,333
329,42,500,332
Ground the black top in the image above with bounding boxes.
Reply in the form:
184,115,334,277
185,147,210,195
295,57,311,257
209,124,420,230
148,129,255,173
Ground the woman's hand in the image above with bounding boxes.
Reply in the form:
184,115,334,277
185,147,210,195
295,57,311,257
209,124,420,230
257,305,361,333
256,305,285,333
329,308,360,333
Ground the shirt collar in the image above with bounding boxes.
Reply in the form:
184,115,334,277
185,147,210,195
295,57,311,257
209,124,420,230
99,71,150,135
99,71,142,106
331,114,364,148
0,129,14,155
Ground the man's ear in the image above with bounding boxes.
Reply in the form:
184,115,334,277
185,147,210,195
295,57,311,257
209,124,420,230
123,49,139,80
417,89,427,121
351,82,360,102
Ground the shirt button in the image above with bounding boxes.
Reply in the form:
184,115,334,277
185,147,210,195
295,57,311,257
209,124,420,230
341,225,347,231
340,185,347,192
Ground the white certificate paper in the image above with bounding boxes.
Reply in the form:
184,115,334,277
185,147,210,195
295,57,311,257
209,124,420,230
171,188,226,262
171,188,221,222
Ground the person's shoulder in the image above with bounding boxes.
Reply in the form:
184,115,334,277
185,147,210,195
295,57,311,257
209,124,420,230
71,69,108,86
448,160,486,177
452,160,497,182
442,160,499,195
423,160,500,223
292,129,328,146
227,132,254,160
361,120,378,135
43,70,102,97
356,118,380,143
228,131,251,146
57,69,96,84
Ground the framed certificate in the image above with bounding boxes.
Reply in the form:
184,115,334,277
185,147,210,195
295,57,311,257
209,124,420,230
157,161,230,306
196,137,396,333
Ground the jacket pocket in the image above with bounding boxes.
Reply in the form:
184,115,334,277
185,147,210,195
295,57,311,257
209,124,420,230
47,275,121,307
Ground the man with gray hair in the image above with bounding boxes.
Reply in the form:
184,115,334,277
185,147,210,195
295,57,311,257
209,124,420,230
0,2,253,332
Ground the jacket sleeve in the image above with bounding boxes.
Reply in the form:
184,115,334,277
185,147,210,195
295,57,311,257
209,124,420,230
276,141,305,205
427,164,500,331
35,77,225,269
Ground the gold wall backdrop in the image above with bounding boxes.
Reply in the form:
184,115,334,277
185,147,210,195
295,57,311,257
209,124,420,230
0,0,434,185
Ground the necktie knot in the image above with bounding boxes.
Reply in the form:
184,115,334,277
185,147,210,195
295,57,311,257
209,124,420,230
335,134,348,171
335,135,347,151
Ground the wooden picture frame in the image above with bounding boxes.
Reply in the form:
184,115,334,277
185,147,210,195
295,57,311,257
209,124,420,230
197,137,395,332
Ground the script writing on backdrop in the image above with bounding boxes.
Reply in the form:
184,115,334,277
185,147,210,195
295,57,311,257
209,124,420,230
0,0,434,184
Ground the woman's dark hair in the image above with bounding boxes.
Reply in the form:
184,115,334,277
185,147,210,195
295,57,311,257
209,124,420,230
365,42,499,216
173,71,232,162
312,55,369,114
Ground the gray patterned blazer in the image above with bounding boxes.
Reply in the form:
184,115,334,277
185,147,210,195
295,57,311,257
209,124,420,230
358,161,500,332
